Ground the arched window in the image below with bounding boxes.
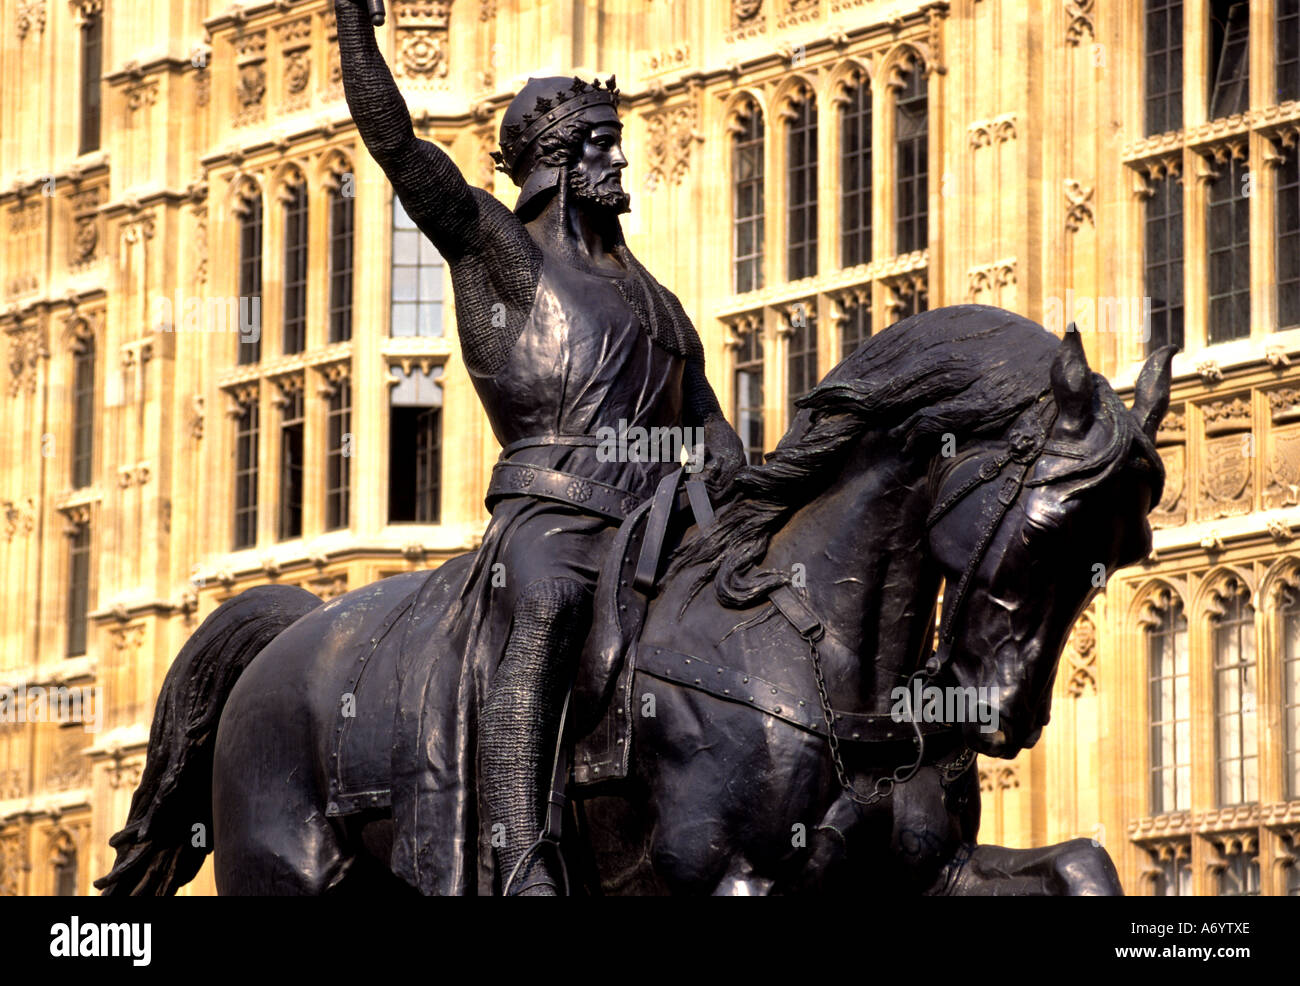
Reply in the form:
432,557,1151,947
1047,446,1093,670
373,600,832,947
389,366,443,523
326,379,352,531
233,390,259,549
894,60,928,255
1281,583,1300,799
839,74,872,267
732,105,765,294
1277,140,1300,331
53,842,77,897
277,384,304,541
838,290,871,361
1208,1,1249,122
786,303,817,420
1205,148,1250,344
78,10,102,155
1212,577,1257,806
282,182,309,354
785,92,817,281
71,333,94,489
390,197,445,338
1145,0,1183,136
66,519,90,657
1146,588,1190,813
1281,0,1300,104
328,182,355,344
1142,161,1184,352
236,193,263,365
733,326,764,465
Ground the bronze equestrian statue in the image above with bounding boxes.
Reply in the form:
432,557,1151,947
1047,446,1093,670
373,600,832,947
95,0,1177,897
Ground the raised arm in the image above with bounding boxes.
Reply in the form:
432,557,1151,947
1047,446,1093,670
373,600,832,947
334,0,540,373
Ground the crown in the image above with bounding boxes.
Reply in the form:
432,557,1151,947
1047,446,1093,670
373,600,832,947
491,75,621,176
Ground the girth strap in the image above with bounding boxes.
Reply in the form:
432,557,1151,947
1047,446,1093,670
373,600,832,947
634,642,957,747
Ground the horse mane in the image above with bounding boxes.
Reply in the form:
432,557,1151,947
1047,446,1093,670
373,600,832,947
670,305,1154,609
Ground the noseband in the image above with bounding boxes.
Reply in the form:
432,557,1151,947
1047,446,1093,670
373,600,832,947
922,393,1095,677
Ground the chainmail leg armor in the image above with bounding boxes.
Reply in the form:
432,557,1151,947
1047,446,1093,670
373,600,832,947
480,577,591,894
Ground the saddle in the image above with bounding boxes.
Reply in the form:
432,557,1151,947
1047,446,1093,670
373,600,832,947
570,467,713,785
324,470,709,817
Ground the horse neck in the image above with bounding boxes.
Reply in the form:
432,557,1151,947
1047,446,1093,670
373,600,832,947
765,431,940,714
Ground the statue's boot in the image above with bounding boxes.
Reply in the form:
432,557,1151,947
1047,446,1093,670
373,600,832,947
480,577,589,896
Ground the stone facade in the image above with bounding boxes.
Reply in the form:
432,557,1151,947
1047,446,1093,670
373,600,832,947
0,0,1297,895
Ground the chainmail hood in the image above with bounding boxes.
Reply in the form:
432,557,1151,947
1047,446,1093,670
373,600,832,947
490,75,621,217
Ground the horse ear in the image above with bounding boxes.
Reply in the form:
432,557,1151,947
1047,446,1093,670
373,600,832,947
1051,323,1094,437
1131,344,1177,441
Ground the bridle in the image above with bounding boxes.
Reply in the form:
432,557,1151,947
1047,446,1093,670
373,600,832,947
792,390,1099,808
922,392,1095,677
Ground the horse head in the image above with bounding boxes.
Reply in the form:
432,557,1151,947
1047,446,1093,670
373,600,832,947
925,327,1174,757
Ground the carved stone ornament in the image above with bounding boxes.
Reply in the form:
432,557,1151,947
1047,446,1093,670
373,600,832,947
1064,610,1097,696
16,1,46,41
643,101,702,190
1200,435,1253,520
1150,445,1186,528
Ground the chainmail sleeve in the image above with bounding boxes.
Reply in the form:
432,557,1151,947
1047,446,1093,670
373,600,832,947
335,0,540,375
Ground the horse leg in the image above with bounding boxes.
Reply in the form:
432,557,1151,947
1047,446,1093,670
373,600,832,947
212,672,350,896
937,838,1123,896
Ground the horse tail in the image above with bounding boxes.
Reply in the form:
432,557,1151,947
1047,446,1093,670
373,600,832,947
94,584,322,896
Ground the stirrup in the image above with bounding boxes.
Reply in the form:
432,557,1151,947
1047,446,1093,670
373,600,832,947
502,835,570,896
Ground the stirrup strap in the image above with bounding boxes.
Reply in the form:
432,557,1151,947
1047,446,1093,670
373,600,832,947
502,693,573,897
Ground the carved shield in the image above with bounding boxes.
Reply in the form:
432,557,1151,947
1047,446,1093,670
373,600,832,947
1151,445,1185,527
1202,436,1252,517
1265,427,1300,509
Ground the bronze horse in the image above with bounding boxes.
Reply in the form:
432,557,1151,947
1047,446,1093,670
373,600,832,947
97,305,1172,895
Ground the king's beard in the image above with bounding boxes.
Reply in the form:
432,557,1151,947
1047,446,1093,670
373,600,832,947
568,168,631,214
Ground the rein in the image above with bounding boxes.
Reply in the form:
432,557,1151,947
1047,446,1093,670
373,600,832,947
768,392,1095,808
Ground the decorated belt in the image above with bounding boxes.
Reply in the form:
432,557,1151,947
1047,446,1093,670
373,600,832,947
486,461,645,522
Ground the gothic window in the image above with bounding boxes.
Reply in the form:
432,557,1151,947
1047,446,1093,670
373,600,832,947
54,844,77,897
390,196,444,338
1147,589,1191,814
840,75,872,268
1278,143,1300,331
1145,0,1183,136
889,276,928,325
326,380,352,531
786,305,818,421
733,327,765,466
282,183,308,354
1149,844,1192,896
1286,834,1300,894
1205,150,1250,344
1280,0,1300,104
733,106,766,294
1216,838,1260,896
237,194,264,365
1208,2,1249,121
894,62,928,256
1212,579,1258,806
786,93,818,281
233,398,259,549
389,367,442,524
839,293,871,361
66,522,90,658
1144,166,1185,353
278,387,304,541
72,335,94,489
328,184,355,344
1282,585,1300,798
79,12,102,155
